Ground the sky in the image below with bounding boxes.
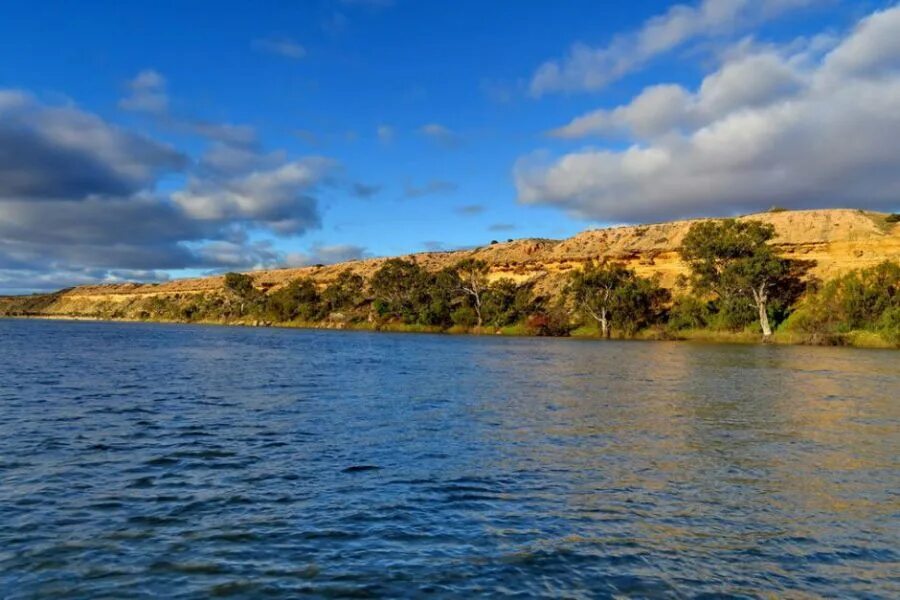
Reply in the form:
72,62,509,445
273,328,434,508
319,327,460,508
1,0,899,293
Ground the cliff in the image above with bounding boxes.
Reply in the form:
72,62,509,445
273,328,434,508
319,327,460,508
3,208,900,319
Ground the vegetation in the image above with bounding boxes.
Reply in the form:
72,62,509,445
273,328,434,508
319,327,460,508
886,213,900,223
3,217,899,348
783,261,900,345
679,219,809,337
566,262,668,338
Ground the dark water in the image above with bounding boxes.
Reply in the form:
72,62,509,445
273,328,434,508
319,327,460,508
1,320,898,599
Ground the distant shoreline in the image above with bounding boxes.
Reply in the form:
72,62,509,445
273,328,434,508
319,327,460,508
4,314,896,350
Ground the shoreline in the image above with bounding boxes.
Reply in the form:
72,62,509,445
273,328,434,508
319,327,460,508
3,314,896,350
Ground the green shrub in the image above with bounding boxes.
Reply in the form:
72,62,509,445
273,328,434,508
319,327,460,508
451,306,478,328
886,213,900,223
877,307,900,346
667,295,711,331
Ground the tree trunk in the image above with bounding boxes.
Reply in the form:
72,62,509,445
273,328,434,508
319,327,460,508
754,287,772,337
600,310,610,339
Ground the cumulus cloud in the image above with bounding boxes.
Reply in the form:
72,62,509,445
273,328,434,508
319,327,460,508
529,0,822,95
548,50,804,139
119,69,169,114
173,158,334,234
0,91,335,293
118,69,259,149
253,36,307,59
0,90,185,199
418,123,461,147
404,179,458,198
516,5,900,222
284,243,368,267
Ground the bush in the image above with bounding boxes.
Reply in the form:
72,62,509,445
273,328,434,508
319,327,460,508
667,295,711,331
878,307,900,346
526,307,572,337
886,213,900,223
451,306,478,328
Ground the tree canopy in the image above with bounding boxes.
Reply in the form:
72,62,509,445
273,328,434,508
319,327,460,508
680,219,808,336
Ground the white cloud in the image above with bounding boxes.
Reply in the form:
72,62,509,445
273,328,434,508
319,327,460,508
119,69,169,114
418,123,460,147
0,87,337,293
549,49,805,139
377,124,394,143
253,36,307,60
284,243,368,267
173,158,334,234
517,5,900,222
529,0,823,96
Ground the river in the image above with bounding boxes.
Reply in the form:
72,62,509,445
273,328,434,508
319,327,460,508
1,319,897,598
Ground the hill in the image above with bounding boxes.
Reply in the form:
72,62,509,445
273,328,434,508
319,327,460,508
2,208,900,322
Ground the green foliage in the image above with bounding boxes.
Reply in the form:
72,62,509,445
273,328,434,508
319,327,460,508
369,259,430,323
886,213,900,223
266,278,321,322
680,219,810,335
768,206,788,213
786,261,900,344
481,279,535,327
222,272,263,317
224,272,255,297
454,258,490,326
367,257,538,329
451,306,478,327
877,307,900,346
567,262,669,338
321,270,365,315
667,295,712,331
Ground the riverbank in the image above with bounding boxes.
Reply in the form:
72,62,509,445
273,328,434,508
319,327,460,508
4,314,896,350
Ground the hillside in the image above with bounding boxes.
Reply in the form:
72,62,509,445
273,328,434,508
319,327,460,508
2,208,900,319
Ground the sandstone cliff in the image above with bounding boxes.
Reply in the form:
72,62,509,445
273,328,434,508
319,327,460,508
3,209,899,318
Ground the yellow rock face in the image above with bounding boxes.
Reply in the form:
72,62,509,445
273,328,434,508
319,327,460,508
8,209,900,316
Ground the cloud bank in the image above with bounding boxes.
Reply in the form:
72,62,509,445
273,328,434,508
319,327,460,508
530,0,823,96
516,5,900,222
0,86,337,293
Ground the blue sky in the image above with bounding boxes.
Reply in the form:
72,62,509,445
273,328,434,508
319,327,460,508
1,0,898,292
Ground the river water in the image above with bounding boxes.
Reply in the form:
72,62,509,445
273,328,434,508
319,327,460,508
0,319,897,598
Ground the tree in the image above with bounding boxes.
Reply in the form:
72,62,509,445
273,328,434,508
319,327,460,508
267,278,321,322
481,279,535,327
680,219,808,337
223,272,259,317
454,258,489,327
321,270,365,314
786,260,900,339
421,267,460,327
567,263,666,338
369,259,429,322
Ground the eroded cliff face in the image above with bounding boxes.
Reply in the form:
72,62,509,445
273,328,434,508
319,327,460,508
4,209,899,318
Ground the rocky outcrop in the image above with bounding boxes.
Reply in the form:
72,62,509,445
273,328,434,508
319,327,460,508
3,209,899,317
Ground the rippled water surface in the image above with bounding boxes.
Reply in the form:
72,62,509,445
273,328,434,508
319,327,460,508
1,319,898,598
